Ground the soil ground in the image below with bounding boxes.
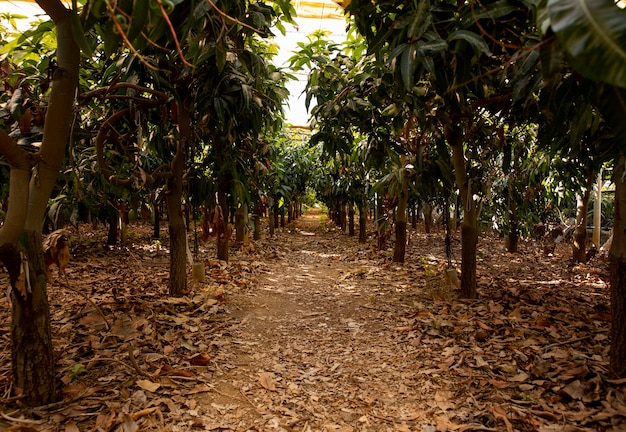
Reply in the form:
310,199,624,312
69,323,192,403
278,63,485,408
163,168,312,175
0,208,623,431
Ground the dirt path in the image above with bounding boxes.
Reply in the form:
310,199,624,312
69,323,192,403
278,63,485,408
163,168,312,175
196,216,428,431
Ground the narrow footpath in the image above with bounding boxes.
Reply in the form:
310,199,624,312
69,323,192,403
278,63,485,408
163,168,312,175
192,212,486,431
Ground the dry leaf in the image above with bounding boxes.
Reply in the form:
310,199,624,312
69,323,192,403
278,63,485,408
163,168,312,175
64,422,80,432
508,372,529,382
258,372,277,391
136,379,161,393
561,380,584,400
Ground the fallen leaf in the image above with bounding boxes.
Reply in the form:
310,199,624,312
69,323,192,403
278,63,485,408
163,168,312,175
136,379,161,393
259,372,277,391
508,372,529,382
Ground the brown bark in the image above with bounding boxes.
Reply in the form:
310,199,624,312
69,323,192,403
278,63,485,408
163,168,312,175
393,178,409,263
152,198,161,240
573,169,594,263
348,203,355,236
217,190,230,261
11,232,56,405
506,192,518,253
235,203,248,244
424,202,433,234
268,197,275,236
610,155,626,377
167,99,191,296
0,0,81,406
358,201,367,243
447,123,478,299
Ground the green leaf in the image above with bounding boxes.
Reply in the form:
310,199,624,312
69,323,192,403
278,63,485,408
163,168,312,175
548,0,626,87
400,44,416,90
70,10,93,57
448,30,491,56
127,0,149,43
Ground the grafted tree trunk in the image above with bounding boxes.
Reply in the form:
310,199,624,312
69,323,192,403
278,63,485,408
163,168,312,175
610,154,626,377
573,169,594,263
447,123,478,299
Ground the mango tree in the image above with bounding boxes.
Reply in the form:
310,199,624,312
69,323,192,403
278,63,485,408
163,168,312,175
541,0,626,377
347,0,536,298
0,0,79,405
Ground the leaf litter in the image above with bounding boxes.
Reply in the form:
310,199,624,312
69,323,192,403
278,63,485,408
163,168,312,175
0,211,622,431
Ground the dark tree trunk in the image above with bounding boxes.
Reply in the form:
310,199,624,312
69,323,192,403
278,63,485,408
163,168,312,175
280,207,285,228
424,202,433,234
235,203,247,244
506,193,519,253
358,201,367,243
610,155,626,377
9,231,56,405
268,197,275,236
152,199,160,240
106,204,118,246
393,179,409,263
411,203,418,229
573,169,594,263
166,98,191,296
448,122,478,299
217,190,230,262
376,196,385,233
253,215,261,240
167,221,187,296
460,223,478,297
348,203,355,236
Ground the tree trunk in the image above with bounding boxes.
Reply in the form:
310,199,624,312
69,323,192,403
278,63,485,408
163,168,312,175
280,207,285,228
573,169,594,263
610,155,626,377
393,178,409,263
423,202,433,233
10,232,56,405
0,0,80,406
348,203,355,236
376,195,385,233
152,198,161,240
106,201,118,246
217,190,230,261
593,170,602,248
447,123,478,299
253,201,262,241
506,190,519,253
358,200,367,243
235,202,248,244
167,99,191,296
268,197,275,236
